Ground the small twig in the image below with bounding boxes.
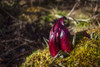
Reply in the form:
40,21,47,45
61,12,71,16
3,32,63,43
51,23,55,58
6,50,31,67
96,20,100,27
0,38,22,43
65,16,78,25
95,34,98,39
90,32,94,39
77,19,89,22
0,44,25,57
67,1,80,16
64,1,80,24
2,9,29,28
23,38,34,43
65,14,100,25
43,37,49,47
72,33,76,46
49,50,62,65
90,14,100,20
94,3,98,15
12,21,28,27
64,1,99,25
58,62,65,67
2,9,22,23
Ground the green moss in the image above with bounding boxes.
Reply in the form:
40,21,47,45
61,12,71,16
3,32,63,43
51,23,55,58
19,14,31,22
42,10,68,22
25,7,42,13
21,28,100,67
43,14,54,22
60,38,100,67
21,47,54,67
76,21,90,28
57,11,68,16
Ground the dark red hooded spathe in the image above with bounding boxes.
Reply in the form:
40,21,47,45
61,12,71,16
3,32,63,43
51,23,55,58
49,17,71,57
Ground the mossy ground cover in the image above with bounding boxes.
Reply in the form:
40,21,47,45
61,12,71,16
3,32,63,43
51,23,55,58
21,27,100,67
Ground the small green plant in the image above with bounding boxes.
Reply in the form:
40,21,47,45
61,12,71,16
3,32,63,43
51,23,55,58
43,14,53,22
76,21,90,27
43,9,68,22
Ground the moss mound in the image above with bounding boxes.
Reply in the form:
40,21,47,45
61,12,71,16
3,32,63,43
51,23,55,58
21,47,54,67
21,28,100,67
57,38,100,67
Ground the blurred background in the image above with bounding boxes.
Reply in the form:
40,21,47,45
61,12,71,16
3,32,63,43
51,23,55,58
0,0,100,67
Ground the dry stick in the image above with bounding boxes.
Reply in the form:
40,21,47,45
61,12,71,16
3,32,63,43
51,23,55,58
6,50,31,67
3,9,22,22
67,1,79,17
72,33,76,46
49,50,62,66
65,14,100,27
90,14,100,19
23,38,34,43
65,14,100,23
96,20,100,27
0,38,21,43
94,3,98,15
0,44,25,57
0,37,34,57
0,10,30,58
65,1,100,23
43,37,49,46
66,2,79,46
65,1,80,24
2,9,28,27
76,14,100,22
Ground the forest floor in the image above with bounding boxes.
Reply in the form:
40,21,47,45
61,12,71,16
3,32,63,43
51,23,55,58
0,1,100,67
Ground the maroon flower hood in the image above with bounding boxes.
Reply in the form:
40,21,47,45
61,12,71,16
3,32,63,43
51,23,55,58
49,17,71,57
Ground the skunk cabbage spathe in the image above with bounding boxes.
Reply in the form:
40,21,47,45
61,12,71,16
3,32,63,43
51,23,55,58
49,18,64,36
49,17,71,57
49,28,61,57
59,23,71,53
